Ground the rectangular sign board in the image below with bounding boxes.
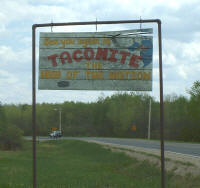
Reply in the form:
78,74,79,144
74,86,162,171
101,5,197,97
39,28,153,91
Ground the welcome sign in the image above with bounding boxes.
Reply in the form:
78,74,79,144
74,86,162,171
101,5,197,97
39,28,153,91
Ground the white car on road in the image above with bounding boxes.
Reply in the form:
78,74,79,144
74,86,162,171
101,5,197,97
49,130,62,138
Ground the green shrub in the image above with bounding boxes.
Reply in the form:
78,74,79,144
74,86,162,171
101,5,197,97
0,124,24,150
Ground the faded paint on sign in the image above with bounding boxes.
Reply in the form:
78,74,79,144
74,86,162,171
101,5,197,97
39,28,153,91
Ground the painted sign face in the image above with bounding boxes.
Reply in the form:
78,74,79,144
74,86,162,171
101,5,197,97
39,28,153,91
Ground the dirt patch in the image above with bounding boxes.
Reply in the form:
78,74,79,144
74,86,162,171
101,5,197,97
87,140,200,177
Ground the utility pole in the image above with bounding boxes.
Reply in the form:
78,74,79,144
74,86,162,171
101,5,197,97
59,108,62,132
148,98,152,140
54,108,62,131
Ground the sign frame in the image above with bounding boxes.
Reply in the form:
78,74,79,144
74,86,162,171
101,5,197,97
38,29,153,91
32,19,165,188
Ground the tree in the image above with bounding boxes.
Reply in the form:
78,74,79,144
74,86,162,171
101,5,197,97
0,103,24,150
0,123,24,150
0,102,6,127
186,81,200,141
188,81,200,99
163,94,189,141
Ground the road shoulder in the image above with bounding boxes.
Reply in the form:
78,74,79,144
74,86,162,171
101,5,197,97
86,140,200,177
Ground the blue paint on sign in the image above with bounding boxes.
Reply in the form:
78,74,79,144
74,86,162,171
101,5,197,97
128,39,152,67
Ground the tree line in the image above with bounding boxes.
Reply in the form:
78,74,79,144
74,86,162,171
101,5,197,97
0,81,200,143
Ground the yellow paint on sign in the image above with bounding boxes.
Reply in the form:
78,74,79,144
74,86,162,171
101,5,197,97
85,71,104,80
40,70,61,79
66,71,80,79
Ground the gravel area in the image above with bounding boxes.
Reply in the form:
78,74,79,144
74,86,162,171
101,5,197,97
87,140,200,177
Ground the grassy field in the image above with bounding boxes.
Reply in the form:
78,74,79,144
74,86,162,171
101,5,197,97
0,140,200,188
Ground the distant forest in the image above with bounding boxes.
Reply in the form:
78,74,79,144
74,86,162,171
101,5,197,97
0,81,200,142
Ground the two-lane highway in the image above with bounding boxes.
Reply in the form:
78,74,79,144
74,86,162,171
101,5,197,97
75,137,200,157
34,136,200,158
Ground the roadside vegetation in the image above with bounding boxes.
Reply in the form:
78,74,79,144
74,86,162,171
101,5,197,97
0,140,200,188
0,80,200,142
0,104,24,151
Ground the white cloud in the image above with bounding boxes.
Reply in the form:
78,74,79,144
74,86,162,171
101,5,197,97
182,42,200,61
0,70,18,84
0,70,27,104
0,45,31,72
163,39,200,66
177,65,187,80
0,23,6,33
0,46,17,63
0,0,200,103
163,53,177,66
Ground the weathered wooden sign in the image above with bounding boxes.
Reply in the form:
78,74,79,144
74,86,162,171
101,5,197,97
39,28,153,90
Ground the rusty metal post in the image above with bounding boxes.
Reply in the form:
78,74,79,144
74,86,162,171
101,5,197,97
32,25,37,188
157,20,165,188
32,19,165,188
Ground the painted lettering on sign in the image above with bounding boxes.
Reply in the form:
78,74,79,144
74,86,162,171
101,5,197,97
43,37,111,48
47,48,141,68
39,70,151,81
43,38,75,48
39,29,153,91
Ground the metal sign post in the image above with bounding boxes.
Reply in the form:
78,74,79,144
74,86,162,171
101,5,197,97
32,19,165,188
148,98,152,140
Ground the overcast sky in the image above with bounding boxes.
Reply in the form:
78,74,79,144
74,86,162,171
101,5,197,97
0,0,200,104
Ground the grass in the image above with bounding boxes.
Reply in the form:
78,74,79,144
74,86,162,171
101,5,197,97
0,140,200,188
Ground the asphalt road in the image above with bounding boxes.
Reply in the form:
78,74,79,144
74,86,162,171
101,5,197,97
33,136,200,158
